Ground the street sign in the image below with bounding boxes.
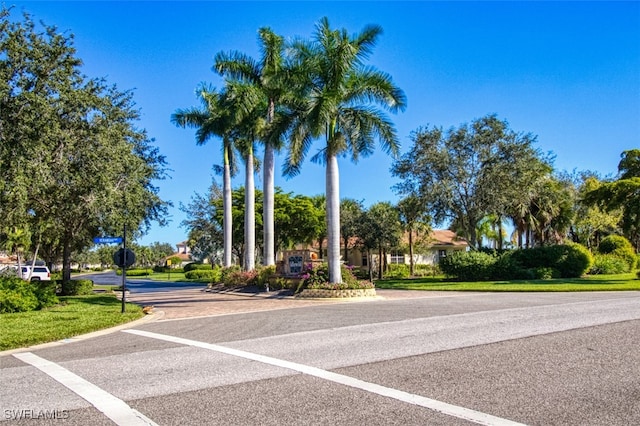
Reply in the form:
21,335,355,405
94,237,123,244
113,248,136,268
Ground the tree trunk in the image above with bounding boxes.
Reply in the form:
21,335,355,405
62,239,72,294
378,246,383,280
317,238,324,260
344,236,349,265
244,149,255,271
263,144,275,266
223,143,233,267
367,249,373,282
326,154,342,283
408,229,415,276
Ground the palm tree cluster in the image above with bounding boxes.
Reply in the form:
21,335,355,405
172,17,406,284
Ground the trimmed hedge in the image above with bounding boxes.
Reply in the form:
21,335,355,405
152,265,184,273
184,268,221,282
440,251,497,281
441,244,593,281
61,279,94,296
116,268,153,276
598,235,637,270
184,263,213,272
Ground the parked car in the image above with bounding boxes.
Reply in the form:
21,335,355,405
20,265,51,281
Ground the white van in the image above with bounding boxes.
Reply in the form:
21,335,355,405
20,265,51,281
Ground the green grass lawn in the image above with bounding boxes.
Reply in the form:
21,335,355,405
375,273,640,292
0,295,144,351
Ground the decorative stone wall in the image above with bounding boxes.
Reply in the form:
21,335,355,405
296,288,377,298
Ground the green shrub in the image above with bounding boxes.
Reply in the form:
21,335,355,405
491,253,521,280
184,263,213,272
33,280,59,308
598,235,632,254
223,269,258,287
298,263,373,290
351,267,371,280
62,279,94,296
589,254,631,275
440,251,497,281
256,265,277,286
385,264,410,279
0,277,59,312
533,267,560,280
414,264,440,277
598,235,636,270
220,265,242,284
0,277,39,313
184,268,222,282
508,244,592,279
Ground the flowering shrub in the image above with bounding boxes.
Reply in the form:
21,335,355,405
223,269,258,287
299,263,374,290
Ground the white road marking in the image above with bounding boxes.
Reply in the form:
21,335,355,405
12,352,158,426
124,329,526,426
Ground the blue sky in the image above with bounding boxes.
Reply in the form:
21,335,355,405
8,1,640,248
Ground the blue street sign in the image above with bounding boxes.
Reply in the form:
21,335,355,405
93,237,123,244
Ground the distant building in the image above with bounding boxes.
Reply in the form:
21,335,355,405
164,241,193,267
282,229,468,274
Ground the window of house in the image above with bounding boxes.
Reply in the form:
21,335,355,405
362,255,368,266
438,250,447,258
390,251,405,264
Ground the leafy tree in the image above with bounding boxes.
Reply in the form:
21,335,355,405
148,242,175,264
180,180,224,264
274,191,324,253
340,199,364,264
561,172,621,249
357,202,402,280
282,17,406,283
393,115,550,249
396,195,431,275
584,150,640,250
0,8,169,284
527,175,575,246
309,194,327,259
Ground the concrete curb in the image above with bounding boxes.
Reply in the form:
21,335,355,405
0,310,164,357
204,287,384,302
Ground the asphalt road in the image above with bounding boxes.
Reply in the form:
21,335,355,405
2,291,640,425
79,271,208,293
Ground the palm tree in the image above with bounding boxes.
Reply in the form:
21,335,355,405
223,81,266,271
214,27,291,267
283,17,406,283
171,84,238,267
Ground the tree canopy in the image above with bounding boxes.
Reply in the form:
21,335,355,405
392,115,552,249
584,149,640,250
0,8,170,281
